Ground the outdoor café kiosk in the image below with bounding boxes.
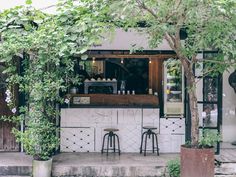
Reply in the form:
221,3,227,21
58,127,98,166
60,55,185,153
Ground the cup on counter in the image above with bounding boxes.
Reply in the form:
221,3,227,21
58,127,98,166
122,90,125,95
149,88,153,95
132,90,135,95
118,90,121,95
127,90,130,95
70,87,78,94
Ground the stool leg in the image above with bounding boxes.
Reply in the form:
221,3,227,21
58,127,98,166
140,132,145,154
115,134,121,156
144,133,148,156
101,133,109,154
113,134,116,153
107,134,110,156
152,133,155,153
110,132,113,148
154,133,159,156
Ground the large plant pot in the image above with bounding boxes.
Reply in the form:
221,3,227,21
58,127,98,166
33,158,52,177
181,145,214,177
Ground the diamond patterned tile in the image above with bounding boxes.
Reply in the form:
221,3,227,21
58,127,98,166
142,109,160,133
118,125,142,152
60,127,94,152
160,117,185,134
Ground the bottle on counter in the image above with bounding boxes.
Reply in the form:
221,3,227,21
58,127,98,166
120,80,126,92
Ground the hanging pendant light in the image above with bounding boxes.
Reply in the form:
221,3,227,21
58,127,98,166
149,58,152,64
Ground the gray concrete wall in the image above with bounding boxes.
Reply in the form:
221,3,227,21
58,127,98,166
222,69,236,142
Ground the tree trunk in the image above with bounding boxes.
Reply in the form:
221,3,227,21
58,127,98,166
164,31,200,146
186,73,199,146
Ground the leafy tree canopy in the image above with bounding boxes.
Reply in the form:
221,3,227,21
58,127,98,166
104,0,236,146
108,0,236,72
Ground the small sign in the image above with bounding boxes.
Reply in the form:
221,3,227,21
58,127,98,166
73,97,90,104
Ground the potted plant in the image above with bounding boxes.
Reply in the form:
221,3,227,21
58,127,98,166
13,118,59,177
103,0,236,176
181,130,221,177
1,86,59,177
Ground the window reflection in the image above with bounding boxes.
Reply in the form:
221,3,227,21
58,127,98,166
202,104,218,127
204,78,218,102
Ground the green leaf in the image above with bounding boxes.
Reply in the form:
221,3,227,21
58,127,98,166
78,47,88,54
25,0,32,5
80,54,88,60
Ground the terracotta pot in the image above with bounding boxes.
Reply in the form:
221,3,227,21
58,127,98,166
33,158,52,177
180,145,214,177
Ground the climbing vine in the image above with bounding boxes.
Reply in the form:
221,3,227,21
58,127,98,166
0,1,111,160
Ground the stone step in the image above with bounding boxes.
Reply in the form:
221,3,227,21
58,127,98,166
215,176,236,177
215,163,236,176
0,176,31,177
0,166,32,176
52,165,166,177
1,165,236,177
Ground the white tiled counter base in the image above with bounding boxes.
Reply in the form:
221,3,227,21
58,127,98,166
159,117,185,153
60,108,185,153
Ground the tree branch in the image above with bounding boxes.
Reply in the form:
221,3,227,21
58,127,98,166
192,54,198,63
38,4,57,11
135,0,158,19
164,33,175,50
165,0,182,22
195,67,220,84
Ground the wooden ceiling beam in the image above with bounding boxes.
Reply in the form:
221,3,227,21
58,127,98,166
88,54,176,59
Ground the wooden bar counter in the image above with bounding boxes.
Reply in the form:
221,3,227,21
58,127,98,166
65,94,159,108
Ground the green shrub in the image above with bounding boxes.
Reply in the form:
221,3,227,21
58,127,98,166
199,129,221,148
167,158,180,177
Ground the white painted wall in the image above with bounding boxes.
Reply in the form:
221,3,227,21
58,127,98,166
222,69,236,142
0,0,58,13
92,29,172,51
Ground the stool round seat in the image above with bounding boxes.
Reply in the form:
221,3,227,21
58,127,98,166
104,128,119,132
143,126,157,130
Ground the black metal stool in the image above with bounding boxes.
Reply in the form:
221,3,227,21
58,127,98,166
140,126,159,156
101,128,121,156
